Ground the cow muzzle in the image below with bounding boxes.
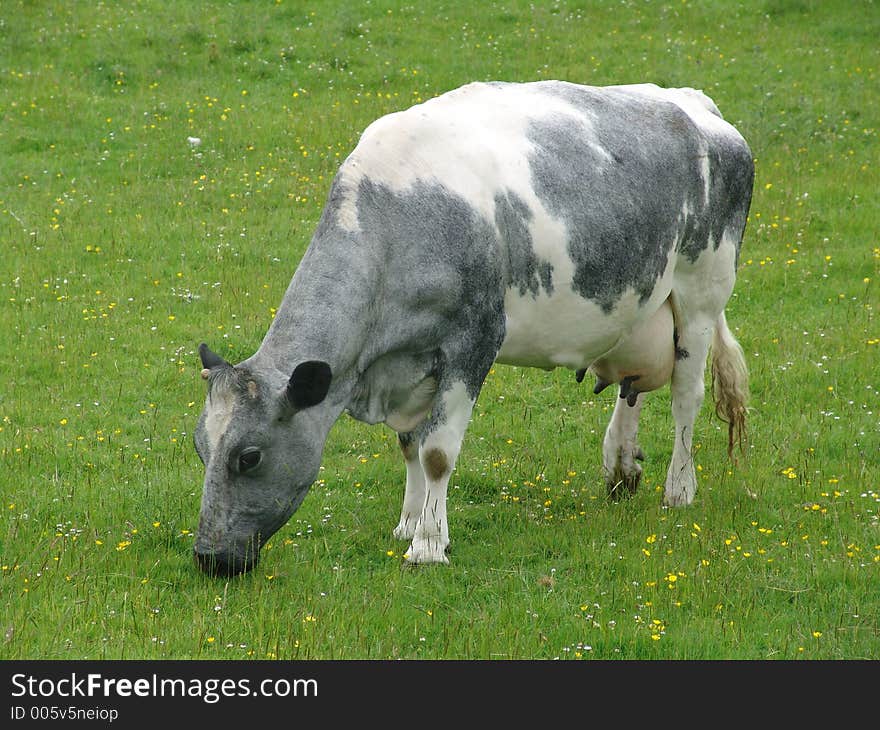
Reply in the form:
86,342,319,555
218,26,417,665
193,547,259,577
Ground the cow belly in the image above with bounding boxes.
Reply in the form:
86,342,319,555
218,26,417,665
496,288,636,370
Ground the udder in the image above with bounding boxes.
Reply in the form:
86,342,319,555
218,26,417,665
577,298,675,405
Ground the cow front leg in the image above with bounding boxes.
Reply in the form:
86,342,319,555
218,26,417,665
603,391,646,499
405,382,475,565
664,323,713,506
393,431,425,541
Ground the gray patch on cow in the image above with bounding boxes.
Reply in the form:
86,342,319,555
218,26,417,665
690,138,754,265
526,82,751,311
347,349,438,428
494,190,553,298
351,177,507,402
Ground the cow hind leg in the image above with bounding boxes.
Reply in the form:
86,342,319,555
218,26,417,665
663,317,714,506
603,391,646,499
393,431,425,541
404,381,476,565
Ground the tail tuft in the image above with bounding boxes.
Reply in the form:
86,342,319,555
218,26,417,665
710,312,749,460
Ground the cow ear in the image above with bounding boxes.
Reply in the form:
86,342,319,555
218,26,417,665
199,342,230,379
286,361,332,410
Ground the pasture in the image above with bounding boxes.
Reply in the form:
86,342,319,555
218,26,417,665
1,0,877,660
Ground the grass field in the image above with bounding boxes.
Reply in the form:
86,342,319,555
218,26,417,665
1,0,877,660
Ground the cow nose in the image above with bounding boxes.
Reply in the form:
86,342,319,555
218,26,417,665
194,548,255,577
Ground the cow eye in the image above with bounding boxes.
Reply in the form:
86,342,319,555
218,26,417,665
238,448,263,473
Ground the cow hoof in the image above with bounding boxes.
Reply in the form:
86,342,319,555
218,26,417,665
663,489,695,507
404,538,450,565
606,463,642,501
663,467,697,507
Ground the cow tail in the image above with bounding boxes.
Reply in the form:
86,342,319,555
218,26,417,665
710,310,749,460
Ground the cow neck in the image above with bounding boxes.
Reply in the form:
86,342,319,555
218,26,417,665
254,225,377,400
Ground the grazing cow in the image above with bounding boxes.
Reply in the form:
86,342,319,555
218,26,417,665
193,80,753,576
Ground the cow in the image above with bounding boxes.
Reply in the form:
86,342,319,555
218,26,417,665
193,80,753,576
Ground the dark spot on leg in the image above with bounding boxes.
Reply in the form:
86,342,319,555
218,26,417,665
423,448,449,481
674,328,689,360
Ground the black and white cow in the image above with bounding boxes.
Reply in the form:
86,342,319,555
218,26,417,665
194,80,753,576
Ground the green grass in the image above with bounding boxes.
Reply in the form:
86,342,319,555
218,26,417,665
1,0,877,660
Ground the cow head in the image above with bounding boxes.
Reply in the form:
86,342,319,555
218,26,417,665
192,343,332,576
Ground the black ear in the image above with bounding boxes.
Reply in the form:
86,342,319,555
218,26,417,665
286,361,332,409
199,343,230,370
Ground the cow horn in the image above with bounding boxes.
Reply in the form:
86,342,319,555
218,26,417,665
199,343,230,372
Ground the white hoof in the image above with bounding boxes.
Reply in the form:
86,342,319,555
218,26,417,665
404,537,450,565
663,490,693,507
604,443,644,500
664,459,697,507
663,478,696,507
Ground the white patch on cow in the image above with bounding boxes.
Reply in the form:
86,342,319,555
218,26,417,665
697,142,711,207
433,380,474,438
393,475,424,542
674,228,739,308
333,172,361,232
494,186,616,369
204,388,235,454
525,201,571,266
497,252,678,371
393,440,425,542
679,199,694,224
